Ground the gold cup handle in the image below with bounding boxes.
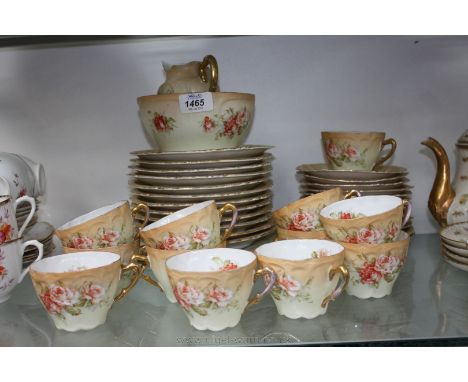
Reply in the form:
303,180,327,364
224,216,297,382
375,138,397,167
114,261,143,302
344,190,361,199
321,265,349,308
131,253,164,293
218,203,238,241
199,54,218,92
132,203,150,240
402,199,412,227
244,267,277,311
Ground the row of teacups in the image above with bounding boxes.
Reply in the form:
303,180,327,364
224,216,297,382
272,188,412,298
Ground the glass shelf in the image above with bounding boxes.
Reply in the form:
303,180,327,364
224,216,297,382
1,233,467,346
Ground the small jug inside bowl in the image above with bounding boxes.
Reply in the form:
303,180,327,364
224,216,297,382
320,195,403,219
31,252,120,273
256,239,344,261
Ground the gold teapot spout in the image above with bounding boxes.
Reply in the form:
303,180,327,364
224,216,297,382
421,137,455,226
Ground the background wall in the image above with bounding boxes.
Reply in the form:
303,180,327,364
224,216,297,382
1,35,467,233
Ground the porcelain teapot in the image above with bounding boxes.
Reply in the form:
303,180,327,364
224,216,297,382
0,153,46,199
422,131,468,226
157,54,219,94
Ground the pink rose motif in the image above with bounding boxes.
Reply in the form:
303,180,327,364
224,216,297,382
287,211,318,232
357,227,384,244
81,283,106,304
41,291,63,314
277,275,302,297
312,248,330,259
359,263,383,285
69,235,94,249
207,287,233,307
202,116,216,132
375,255,400,275
191,227,211,246
173,282,204,310
223,115,238,137
98,229,120,247
343,145,360,162
49,285,80,307
387,222,399,241
236,110,247,127
325,140,340,158
153,114,168,132
158,234,190,250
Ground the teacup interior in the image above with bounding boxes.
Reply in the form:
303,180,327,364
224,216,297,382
142,200,213,231
57,201,127,230
166,248,255,272
320,195,402,218
256,239,344,261
30,252,120,273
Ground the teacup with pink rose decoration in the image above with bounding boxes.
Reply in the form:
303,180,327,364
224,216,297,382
55,200,149,251
29,251,142,332
319,195,411,244
1,194,36,244
255,239,349,319
166,248,276,331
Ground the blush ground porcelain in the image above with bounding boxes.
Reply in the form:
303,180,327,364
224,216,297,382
29,252,139,332
255,240,348,319
137,92,255,151
320,195,411,244
340,232,410,299
166,248,273,331
0,238,43,303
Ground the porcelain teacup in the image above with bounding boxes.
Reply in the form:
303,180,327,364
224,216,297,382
255,240,348,319
321,131,397,170
319,195,411,244
140,200,237,250
1,194,36,244
55,201,149,250
166,248,276,331
29,252,142,332
0,238,44,303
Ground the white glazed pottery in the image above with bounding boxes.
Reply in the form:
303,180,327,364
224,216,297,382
166,248,275,331
0,152,41,198
29,252,142,332
0,195,36,243
0,238,43,303
255,240,348,319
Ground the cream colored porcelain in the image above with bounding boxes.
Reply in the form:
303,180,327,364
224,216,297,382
296,164,408,181
166,248,275,331
321,132,396,170
30,252,141,332
320,195,411,244
256,240,348,319
275,227,328,240
140,200,237,250
0,238,43,303
340,232,410,299
157,60,214,94
55,201,149,250
0,195,36,243
137,93,255,151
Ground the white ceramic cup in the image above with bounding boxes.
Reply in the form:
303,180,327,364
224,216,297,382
0,238,44,303
0,152,37,199
0,194,36,244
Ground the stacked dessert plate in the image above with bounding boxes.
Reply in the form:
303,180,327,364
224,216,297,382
440,222,468,272
129,145,275,248
22,222,55,268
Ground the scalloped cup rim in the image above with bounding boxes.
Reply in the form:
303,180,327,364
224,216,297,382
255,239,344,261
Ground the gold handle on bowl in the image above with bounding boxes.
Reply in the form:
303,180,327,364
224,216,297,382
321,265,349,308
218,203,238,241
375,138,397,167
114,262,143,302
244,267,277,311
130,253,164,293
199,54,218,92
132,203,150,240
344,190,361,199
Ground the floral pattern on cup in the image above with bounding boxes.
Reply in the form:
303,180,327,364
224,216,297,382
148,111,176,133
324,139,367,167
352,254,404,288
339,222,400,244
152,224,217,251
64,225,130,249
329,211,366,220
0,222,13,245
38,282,111,320
200,107,250,140
0,250,15,292
270,275,313,302
277,209,323,232
211,256,238,271
173,281,239,317
310,249,330,259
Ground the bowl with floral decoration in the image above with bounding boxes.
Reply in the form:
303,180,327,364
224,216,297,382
340,232,410,299
319,195,411,245
137,92,255,151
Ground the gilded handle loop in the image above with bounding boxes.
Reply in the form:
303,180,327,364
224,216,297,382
402,199,412,227
132,203,150,240
344,190,361,199
199,54,218,92
114,262,142,302
244,267,277,311
321,265,349,308
131,253,164,292
218,203,238,241
375,138,397,168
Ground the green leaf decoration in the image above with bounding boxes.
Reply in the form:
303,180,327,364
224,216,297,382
191,305,208,316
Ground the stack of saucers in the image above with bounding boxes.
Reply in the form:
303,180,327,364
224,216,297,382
296,164,414,235
15,198,40,230
440,222,468,272
129,145,275,248
22,222,55,268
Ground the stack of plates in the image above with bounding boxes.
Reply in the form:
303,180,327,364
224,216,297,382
22,222,55,268
440,222,468,272
129,145,276,248
296,164,414,235
15,198,40,230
